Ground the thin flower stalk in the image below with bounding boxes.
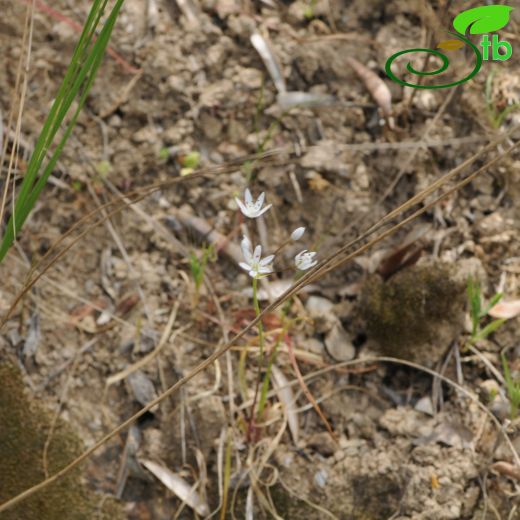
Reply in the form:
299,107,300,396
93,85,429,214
246,275,267,440
257,306,290,418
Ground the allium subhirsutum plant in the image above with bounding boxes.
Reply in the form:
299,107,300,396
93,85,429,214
234,188,317,439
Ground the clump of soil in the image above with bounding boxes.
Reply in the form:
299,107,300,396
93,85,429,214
359,262,466,365
0,362,123,520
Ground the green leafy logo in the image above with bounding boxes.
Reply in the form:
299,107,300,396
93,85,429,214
453,5,514,35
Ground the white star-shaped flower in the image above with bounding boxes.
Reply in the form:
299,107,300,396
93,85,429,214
295,250,317,271
239,235,274,278
235,189,272,219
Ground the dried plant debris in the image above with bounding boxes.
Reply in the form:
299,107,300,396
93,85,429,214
139,459,209,516
346,56,392,118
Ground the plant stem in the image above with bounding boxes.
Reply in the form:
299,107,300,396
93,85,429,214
247,276,266,439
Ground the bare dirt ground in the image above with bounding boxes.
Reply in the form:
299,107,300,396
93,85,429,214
1,0,520,518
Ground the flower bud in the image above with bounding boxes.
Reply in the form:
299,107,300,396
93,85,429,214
290,227,305,241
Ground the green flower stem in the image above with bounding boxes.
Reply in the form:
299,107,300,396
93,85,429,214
257,309,288,417
252,277,264,352
247,276,267,435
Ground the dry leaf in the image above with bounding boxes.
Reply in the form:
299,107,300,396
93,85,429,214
277,91,336,109
140,459,209,516
491,461,520,481
306,171,330,192
437,39,464,51
346,56,392,117
116,293,140,315
488,300,520,319
250,32,286,94
325,322,355,361
271,365,299,443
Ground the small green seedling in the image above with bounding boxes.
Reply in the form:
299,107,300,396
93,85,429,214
304,0,317,19
158,147,170,161
501,354,520,419
466,276,505,346
181,151,201,169
71,180,83,192
95,160,112,178
485,69,520,129
189,244,214,305
180,151,201,176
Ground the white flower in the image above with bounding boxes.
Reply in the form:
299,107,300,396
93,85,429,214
295,250,317,271
235,189,272,219
290,227,305,241
239,235,275,278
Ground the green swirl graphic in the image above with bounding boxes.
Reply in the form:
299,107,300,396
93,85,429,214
385,33,482,89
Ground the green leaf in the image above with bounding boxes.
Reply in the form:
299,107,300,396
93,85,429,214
481,292,503,317
189,251,203,289
467,276,481,329
474,318,506,341
181,151,201,169
0,0,124,263
502,354,520,419
453,5,514,35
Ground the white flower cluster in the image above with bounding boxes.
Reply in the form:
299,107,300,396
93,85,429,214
235,189,318,278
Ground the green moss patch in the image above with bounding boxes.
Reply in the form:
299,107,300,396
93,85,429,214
0,362,123,520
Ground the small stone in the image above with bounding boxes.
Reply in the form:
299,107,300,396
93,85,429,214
306,296,334,318
306,431,337,457
301,337,325,355
314,468,328,488
226,15,256,39
215,0,241,18
132,126,157,143
325,322,355,361
412,90,439,111
415,396,434,416
167,75,186,93
128,370,158,410
199,112,223,140
234,67,263,89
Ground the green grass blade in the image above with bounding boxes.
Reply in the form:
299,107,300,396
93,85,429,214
0,0,124,262
7,0,106,225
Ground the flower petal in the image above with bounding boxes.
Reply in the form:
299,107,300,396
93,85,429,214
236,197,249,216
295,250,317,270
253,245,262,262
260,254,275,266
256,192,265,208
244,188,253,204
255,204,272,218
241,235,253,263
239,262,252,272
